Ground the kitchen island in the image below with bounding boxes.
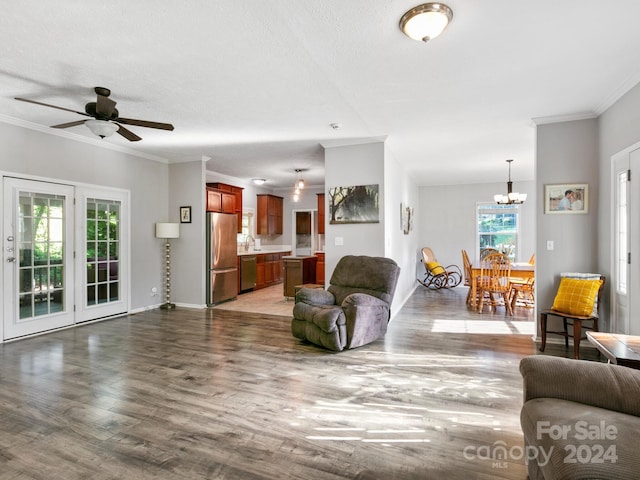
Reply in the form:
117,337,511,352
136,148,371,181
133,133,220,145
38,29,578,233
283,255,318,298
237,247,291,292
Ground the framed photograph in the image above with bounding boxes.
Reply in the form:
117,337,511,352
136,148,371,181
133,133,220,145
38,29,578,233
544,184,588,214
328,184,379,224
180,206,192,223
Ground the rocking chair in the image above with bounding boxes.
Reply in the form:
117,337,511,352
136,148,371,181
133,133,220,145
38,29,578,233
418,247,462,289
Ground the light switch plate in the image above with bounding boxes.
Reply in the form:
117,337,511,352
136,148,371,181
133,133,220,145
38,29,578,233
547,240,554,251
335,236,344,246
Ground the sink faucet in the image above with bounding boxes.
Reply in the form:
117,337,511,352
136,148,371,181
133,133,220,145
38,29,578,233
244,235,254,252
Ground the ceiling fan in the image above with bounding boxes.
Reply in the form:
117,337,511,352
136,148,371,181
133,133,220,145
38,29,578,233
14,86,174,142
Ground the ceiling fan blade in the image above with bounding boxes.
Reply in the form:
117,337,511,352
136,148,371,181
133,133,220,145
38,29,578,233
117,117,174,131
14,97,90,117
96,94,117,118
115,124,142,142
51,120,87,129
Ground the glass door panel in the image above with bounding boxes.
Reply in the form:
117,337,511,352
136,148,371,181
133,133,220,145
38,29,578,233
3,178,75,340
76,187,128,323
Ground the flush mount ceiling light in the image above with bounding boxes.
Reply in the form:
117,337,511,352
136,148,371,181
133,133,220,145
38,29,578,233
252,178,266,185
399,3,453,43
495,159,527,205
85,119,119,139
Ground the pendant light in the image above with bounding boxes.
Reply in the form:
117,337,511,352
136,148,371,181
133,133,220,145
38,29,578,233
292,169,305,202
494,159,527,205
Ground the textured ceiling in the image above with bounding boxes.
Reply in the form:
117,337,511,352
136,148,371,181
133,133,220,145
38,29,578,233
2,1,640,188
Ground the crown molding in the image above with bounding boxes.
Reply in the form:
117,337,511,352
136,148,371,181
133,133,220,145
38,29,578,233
594,72,640,115
531,112,598,126
0,114,170,163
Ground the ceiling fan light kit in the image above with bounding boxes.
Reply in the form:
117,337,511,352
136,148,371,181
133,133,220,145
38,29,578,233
400,3,453,43
85,119,118,139
14,86,174,142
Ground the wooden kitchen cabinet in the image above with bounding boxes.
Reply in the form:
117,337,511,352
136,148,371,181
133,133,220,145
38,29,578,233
317,193,325,234
207,182,243,232
315,252,325,285
206,187,235,214
296,211,311,235
207,188,222,212
254,251,289,290
257,194,283,235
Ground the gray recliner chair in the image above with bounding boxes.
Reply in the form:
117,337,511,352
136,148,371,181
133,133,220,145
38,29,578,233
291,255,400,351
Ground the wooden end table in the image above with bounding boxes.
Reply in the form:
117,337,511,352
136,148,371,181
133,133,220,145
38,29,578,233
586,332,640,370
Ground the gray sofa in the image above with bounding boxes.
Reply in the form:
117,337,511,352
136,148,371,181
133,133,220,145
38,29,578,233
291,255,400,351
520,355,640,479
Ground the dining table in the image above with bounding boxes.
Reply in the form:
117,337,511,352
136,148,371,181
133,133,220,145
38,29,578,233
469,262,535,310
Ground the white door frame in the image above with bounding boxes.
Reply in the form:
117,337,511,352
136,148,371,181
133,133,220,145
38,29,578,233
610,141,640,335
1,172,130,342
2,177,75,340
75,186,130,323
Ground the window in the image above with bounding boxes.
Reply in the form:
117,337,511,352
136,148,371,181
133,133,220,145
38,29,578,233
477,203,520,261
238,210,255,243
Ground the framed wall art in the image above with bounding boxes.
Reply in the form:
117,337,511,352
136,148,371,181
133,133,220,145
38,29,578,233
328,184,379,224
401,202,414,235
180,206,192,223
544,184,588,214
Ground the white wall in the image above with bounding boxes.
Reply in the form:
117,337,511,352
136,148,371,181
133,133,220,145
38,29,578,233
170,160,206,307
324,142,386,279
597,81,640,329
536,119,599,322
418,181,536,275
323,141,419,316
0,121,169,312
383,144,420,312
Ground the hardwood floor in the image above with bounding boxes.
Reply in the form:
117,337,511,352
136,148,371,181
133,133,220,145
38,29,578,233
0,286,603,480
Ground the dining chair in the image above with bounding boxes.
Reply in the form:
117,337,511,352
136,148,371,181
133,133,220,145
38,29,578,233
461,249,474,306
509,277,535,310
477,252,513,315
539,274,605,359
480,247,499,260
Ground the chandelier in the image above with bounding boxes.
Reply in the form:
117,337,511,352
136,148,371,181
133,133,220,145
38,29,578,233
494,159,527,205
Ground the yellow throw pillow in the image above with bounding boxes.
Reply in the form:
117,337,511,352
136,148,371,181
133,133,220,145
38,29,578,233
426,261,446,275
551,278,603,316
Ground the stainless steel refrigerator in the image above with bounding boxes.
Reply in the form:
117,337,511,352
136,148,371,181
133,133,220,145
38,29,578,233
206,212,238,306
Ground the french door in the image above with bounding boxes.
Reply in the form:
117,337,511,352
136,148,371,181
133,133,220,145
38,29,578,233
75,187,128,323
613,147,640,335
2,178,129,340
3,178,75,339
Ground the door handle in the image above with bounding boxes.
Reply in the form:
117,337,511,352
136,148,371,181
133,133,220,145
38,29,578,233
6,257,16,263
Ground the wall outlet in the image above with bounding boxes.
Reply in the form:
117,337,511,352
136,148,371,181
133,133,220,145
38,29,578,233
335,236,344,246
151,287,158,297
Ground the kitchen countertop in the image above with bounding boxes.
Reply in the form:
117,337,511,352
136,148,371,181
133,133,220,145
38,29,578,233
237,248,292,256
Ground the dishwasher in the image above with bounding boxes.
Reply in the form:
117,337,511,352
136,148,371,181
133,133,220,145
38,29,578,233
240,255,257,292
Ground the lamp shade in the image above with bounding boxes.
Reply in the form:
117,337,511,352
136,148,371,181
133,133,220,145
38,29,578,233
155,222,180,239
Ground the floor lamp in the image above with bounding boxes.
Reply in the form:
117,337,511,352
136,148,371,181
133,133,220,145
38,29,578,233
155,222,180,310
